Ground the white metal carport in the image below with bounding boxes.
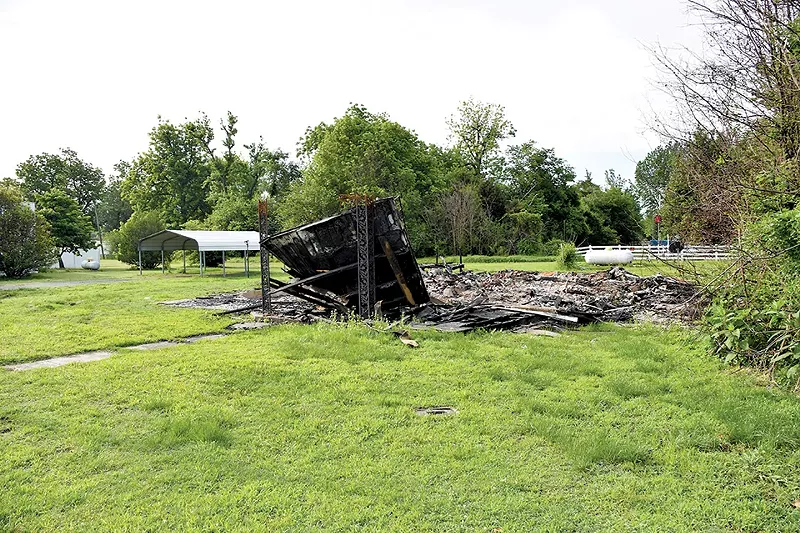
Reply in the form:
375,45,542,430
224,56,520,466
137,230,261,276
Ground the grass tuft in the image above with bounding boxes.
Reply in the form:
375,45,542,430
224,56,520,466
150,413,233,448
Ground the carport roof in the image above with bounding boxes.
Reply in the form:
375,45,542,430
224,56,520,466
138,230,260,252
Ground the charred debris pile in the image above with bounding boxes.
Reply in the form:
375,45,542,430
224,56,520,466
164,197,701,332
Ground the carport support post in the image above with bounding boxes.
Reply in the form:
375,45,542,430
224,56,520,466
245,242,250,278
138,242,142,276
161,247,165,274
183,250,186,273
222,251,226,277
200,251,204,277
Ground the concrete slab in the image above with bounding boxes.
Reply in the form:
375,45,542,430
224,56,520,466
5,351,113,371
183,334,228,343
125,341,180,351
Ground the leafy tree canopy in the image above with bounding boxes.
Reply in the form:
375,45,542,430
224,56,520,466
0,184,55,277
122,115,214,227
281,104,445,227
504,142,586,242
16,148,105,215
634,144,677,214
447,97,515,179
36,189,94,267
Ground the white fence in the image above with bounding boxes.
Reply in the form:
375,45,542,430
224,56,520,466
576,245,732,261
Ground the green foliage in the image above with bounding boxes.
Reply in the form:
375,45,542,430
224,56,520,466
0,184,55,277
581,187,644,245
704,209,800,386
96,161,133,231
15,147,105,215
634,143,676,216
556,242,578,269
122,116,214,227
205,195,258,232
36,189,94,266
505,142,585,243
280,104,446,253
115,211,168,268
446,97,516,178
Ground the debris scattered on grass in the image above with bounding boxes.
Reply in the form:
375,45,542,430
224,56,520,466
415,406,457,416
163,266,700,332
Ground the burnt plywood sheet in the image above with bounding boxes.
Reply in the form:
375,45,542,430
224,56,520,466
263,197,429,311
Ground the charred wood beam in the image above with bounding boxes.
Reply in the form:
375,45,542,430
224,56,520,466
378,237,416,305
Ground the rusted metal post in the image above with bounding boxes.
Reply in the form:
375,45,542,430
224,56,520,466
258,199,272,315
355,200,375,318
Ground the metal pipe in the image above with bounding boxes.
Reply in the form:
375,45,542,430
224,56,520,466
183,249,186,274
161,247,165,274
138,244,142,276
222,250,226,277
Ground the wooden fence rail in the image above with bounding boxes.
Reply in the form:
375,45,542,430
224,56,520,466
575,245,732,261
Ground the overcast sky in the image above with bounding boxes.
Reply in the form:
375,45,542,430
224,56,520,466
0,0,701,184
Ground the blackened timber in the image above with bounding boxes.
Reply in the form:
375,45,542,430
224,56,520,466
258,200,271,315
355,202,376,318
263,197,428,315
379,237,416,305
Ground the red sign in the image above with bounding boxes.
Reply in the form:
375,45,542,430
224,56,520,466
654,214,662,224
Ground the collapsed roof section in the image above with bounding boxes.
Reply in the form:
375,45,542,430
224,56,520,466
262,197,429,314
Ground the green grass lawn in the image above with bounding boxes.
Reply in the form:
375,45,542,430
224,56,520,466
3,260,798,531
2,322,800,531
0,264,289,365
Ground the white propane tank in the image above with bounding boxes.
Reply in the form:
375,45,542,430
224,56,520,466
80,259,101,270
585,248,634,265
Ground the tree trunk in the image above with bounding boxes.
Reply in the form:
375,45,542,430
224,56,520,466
58,252,64,269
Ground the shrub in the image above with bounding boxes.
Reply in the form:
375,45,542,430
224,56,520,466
556,243,578,269
542,239,570,256
704,210,800,388
116,211,170,269
0,185,56,277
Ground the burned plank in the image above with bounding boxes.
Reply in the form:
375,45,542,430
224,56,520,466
263,197,429,316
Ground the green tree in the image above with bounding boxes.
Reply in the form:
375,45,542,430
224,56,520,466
280,104,445,247
36,190,94,268
447,97,516,179
634,144,676,214
232,139,301,200
604,169,628,190
205,195,258,232
122,116,214,226
96,161,133,231
0,185,55,277
504,142,586,242
15,148,105,215
114,211,168,268
581,187,644,245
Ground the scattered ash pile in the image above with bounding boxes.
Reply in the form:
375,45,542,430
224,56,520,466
162,266,701,333
162,291,322,323
420,266,700,327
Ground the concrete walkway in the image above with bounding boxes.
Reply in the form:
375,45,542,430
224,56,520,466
0,278,132,291
3,333,229,371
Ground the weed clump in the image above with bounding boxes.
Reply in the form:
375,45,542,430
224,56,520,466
556,243,578,269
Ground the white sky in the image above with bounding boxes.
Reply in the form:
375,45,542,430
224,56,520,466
0,0,700,184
